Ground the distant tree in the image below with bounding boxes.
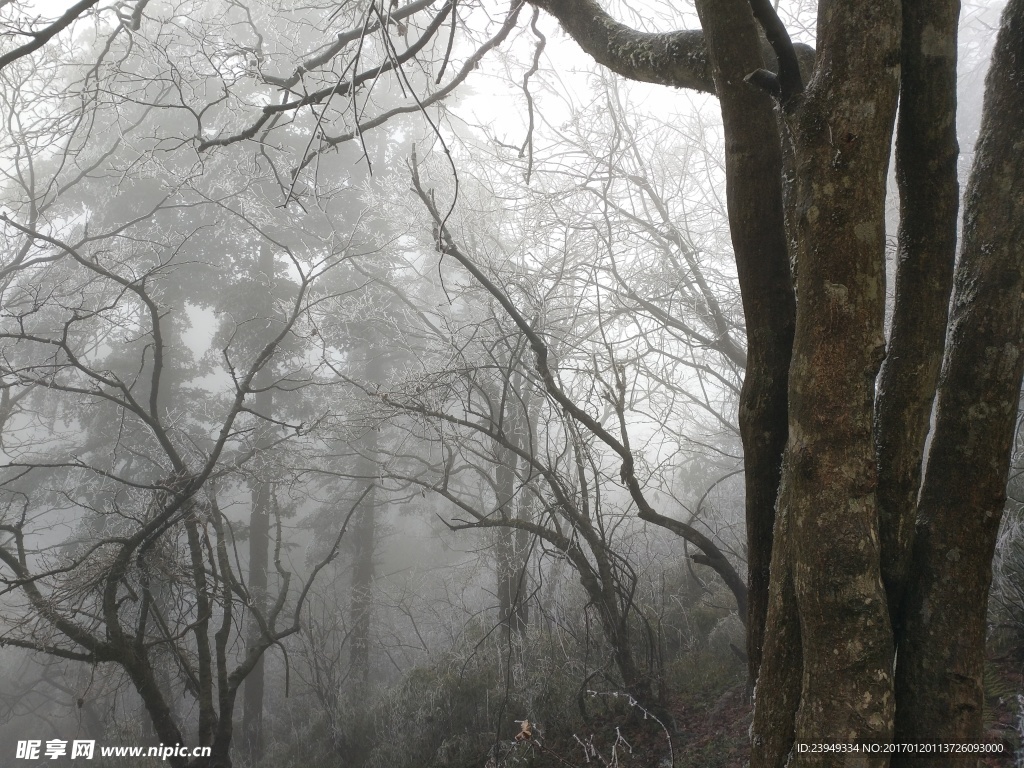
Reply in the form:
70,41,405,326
0,214,364,768
0,37,371,766
348,151,749,712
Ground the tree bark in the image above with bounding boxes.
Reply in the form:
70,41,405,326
749,483,801,765
874,0,959,624
895,0,1024,755
532,0,814,94
693,0,794,686
753,0,901,760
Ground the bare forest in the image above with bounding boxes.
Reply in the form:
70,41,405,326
1,0,1023,766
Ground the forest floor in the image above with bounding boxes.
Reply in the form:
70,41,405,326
490,658,1024,768
493,681,752,768
984,656,1024,766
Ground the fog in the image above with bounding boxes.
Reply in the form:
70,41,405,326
0,1,1019,767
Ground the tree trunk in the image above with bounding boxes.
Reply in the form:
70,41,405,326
752,0,902,761
693,0,794,686
521,0,1024,760
241,436,271,761
895,0,1024,756
241,243,276,763
123,651,190,768
874,0,959,625
494,447,528,639
350,348,383,699
492,368,532,640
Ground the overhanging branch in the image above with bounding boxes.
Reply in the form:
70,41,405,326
528,0,813,96
409,156,748,619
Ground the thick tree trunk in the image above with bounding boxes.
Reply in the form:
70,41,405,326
753,1,901,762
895,0,1024,756
874,0,959,624
123,651,190,768
520,0,1024,760
693,0,794,686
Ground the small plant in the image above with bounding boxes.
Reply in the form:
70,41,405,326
581,691,673,767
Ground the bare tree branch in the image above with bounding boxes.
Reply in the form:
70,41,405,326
0,0,101,71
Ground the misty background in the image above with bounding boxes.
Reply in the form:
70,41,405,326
0,1,1018,766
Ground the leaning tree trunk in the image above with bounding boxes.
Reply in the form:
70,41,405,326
895,0,1024,758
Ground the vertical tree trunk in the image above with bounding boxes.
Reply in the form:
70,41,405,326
513,515,530,630
349,348,383,699
488,362,533,640
241,435,271,761
693,0,794,685
185,513,218,746
753,0,901,762
895,0,1024,756
494,447,527,639
241,243,276,763
874,0,959,625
